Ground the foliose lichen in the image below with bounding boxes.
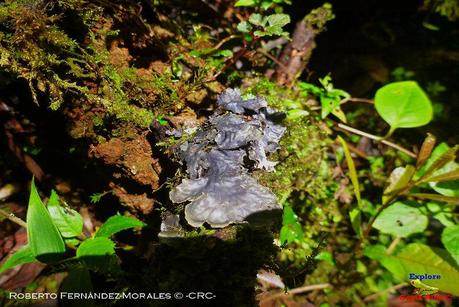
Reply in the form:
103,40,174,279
169,88,285,228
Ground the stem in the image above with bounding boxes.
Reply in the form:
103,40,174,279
259,283,331,302
386,236,401,255
336,123,416,158
363,283,407,302
0,208,27,228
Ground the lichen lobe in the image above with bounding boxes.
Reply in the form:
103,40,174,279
170,89,285,228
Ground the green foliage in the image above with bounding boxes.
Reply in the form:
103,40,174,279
27,178,66,263
299,76,349,121
441,225,459,264
374,81,433,134
279,204,303,244
95,215,146,238
235,0,291,11
76,237,117,272
47,190,83,238
337,136,362,237
0,245,35,274
373,202,428,237
365,243,459,296
0,178,146,275
238,13,290,38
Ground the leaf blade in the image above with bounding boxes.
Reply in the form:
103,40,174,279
374,81,433,129
95,215,146,238
27,179,65,263
47,190,83,238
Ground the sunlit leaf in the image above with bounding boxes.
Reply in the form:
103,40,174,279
383,166,415,204
442,225,459,264
364,243,459,296
47,190,83,238
95,215,146,238
76,237,118,272
374,81,433,130
279,204,303,244
235,0,256,7
337,136,362,237
27,178,65,263
0,245,36,274
373,201,428,237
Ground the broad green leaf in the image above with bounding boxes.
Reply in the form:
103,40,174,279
0,245,36,274
279,204,303,244
425,202,455,227
441,225,459,264
95,215,146,238
337,136,362,237
265,14,290,27
373,201,427,237
374,81,433,129
76,237,115,257
27,179,65,263
382,166,415,204
249,14,264,26
47,190,83,238
237,21,252,33
76,237,118,272
235,0,256,7
364,243,459,296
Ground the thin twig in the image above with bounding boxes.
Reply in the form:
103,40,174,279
386,236,401,255
336,123,416,158
340,97,374,105
256,48,287,70
0,208,27,228
259,283,331,302
363,283,407,302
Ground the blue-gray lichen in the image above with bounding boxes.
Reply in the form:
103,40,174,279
169,89,285,227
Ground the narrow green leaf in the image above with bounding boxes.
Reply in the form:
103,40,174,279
416,133,436,169
27,178,65,263
337,136,361,207
420,144,458,182
410,193,459,205
423,169,459,183
373,201,428,237
95,215,146,238
0,245,36,274
337,136,362,237
442,225,459,264
364,243,459,296
374,81,433,129
383,166,416,204
47,190,83,238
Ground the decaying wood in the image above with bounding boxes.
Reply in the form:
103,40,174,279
273,4,335,87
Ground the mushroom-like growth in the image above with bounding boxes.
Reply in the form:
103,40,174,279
169,89,286,227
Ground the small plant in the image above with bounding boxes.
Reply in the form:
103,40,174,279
0,179,145,275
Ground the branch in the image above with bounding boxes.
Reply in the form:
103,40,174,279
259,283,331,303
0,208,27,228
336,123,417,158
